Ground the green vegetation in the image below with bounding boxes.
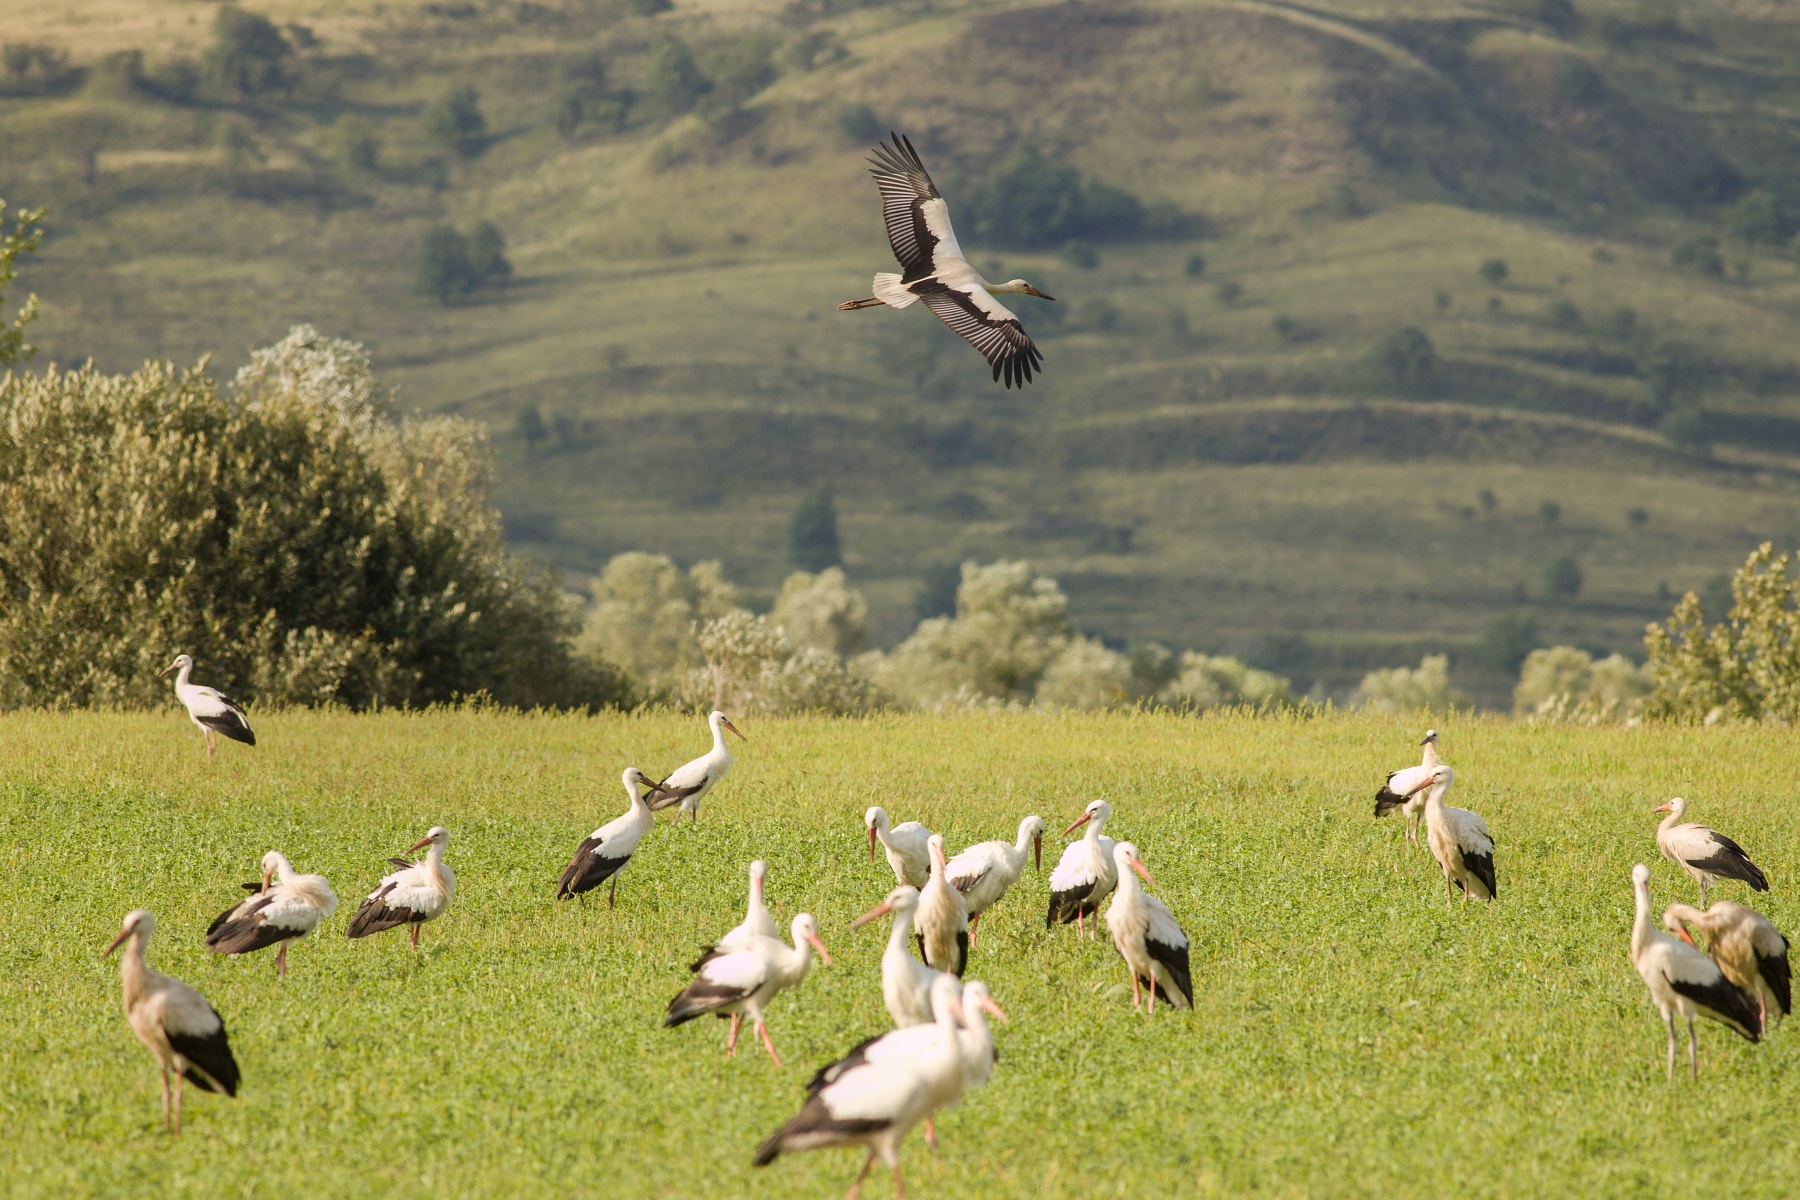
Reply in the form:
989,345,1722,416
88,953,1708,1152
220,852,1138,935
0,199,43,365
3,709,1797,1197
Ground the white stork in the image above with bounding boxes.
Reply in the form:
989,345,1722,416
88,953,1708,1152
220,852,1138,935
1047,799,1117,938
946,814,1044,948
915,833,969,977
1106,842,1194,1014
1653,796,1769,908
556,767,658,906
104,910,241,1133
1629,863,1761,1079
664,913,830,1067
645,710,743,825
850,885,944,1029
838,134,1054,389
1663,900,1791,1030
754,973,967,1199
346,825,455,946
955,979,1007,1090
717,858,780,952
205,851,338,976
1373,728,1441,846
865,806,931,888
1409,765,1496,907
158,654,254,760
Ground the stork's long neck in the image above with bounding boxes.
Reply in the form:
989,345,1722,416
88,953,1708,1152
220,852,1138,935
748,871,765,916
1085,818,1107,849
1424,781,1448,819
1631,880,1656,960
709,717,729,758
884,906,916,960
785,922,814,978
1014,824,1035,859
1422,742,1441,771
1113,860,1141,904
175,662,193,690
270,854,296,885
1658,806,1683,837
119,932,151,1010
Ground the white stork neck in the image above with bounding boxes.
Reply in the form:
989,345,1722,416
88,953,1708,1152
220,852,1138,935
884,905,916,957
174,661,194,690
1657,804,1684,835
1630,879,1655,960
1084,818,1107,846
1014,824,1035,857
709,716,729,758
118,932,151,1009
1113,860,1141,902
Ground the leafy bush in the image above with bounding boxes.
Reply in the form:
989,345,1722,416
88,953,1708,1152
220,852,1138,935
1356,654,1463,713
1514,646,1652,722
1159,653,1292,710
205,7,292,100
967,145,1147,249
835,103,881,144
1477,612,1538,673
414,223,509,305
425,86,487,157
1,44,79,96
871,561,1073,708
1670,234,1723,276
704,36,776,109
646,35,710,115
771,568,867,657
1542,555,1584,599
1723,189,1792,245
1479,258,1509,285
0,199,44,367
1364,326,1436,394
1034,638,1133,711
678,610,881,715
466,220,512,286
577,552,738,690
787,489,841,571
0,326,624,711
1644,542,1800,722
330,115,379,170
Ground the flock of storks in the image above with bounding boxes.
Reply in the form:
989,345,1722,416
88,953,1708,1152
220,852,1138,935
104,661,1792,1195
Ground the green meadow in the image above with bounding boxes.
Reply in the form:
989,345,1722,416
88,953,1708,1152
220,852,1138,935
2,709,1796,1197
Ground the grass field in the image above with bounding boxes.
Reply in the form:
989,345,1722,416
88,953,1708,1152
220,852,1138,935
3,709,1797,1197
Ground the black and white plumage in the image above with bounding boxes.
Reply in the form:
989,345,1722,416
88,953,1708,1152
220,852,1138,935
644,710,742,824
158,654,254,760
1411,765,1496,906
1047,799,1117,938
946,814,1043,948
205,851,338,976
851,885,946,1030
557,768,658,905
105,910,240,1133
664,913,829,1067
1630,864,1761,1079
1106,842,1193,1014
1373,728,1441,847
347,826,455,946
915,833,969,977
1664,900,1791,1030
865,805,932,889
754,973,968,1198
838,134,1054,389
1653,796,1769,908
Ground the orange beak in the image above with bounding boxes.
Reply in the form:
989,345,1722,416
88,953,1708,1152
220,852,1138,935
157,662,178,677
406,835,433,854
980,994,1010,1024
723,718,746,741
1652,802,1673,813
102,927,132,958
849,900,894,930
261,865,273,894
1675,926,1696,946
1129,858,1157,889
1061,811,1093,837
867,826,877,861
807,934,832,966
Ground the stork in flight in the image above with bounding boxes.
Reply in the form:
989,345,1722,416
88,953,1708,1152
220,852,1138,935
839,134,1054,389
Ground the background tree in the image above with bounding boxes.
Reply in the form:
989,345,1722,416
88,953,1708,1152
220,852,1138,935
1645,542,1800,722
968,144,1145,248
425,85,487,157
205,7,292,101
466,220,511,287
330,114,379,171
1356,654,1463,712
0,199,44,367
1542,555,1584,599
414,225,475,304
645,35,709,115
787,488,841,571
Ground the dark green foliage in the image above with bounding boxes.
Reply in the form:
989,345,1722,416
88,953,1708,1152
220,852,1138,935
1271,313,1300,343
467,221,511,286
646,34,709,115
1641,340,1705,404
704,36,775,109
1184,254,1206,278
425,86,487,158
787,488,841,571
516,404,547,447
1540,499,1561,524
967,145,1148,249
1543,555,1583,599
835,103,881,144
1599,305,1638,341
1062,241,1099,269
1434,289,1452,312
1320,181,1363,218
1723,190,1792,245
627,0,672,14
1627,505,1649,527
1364,326,1436,394
1536,0,1579,34
0,199,45,368
1,44,78,96
415,225,475,304
205,7,292,100
1478,611,1537,672
1214,280,1242,305
1671,234,1723,276
1479,258,1509,285
1073,297,1121,331
1548,299,1581,327
142,56,201,103
1479,488,1498,512
330,114,379,170
915,562,963,622
1660,401,1711,452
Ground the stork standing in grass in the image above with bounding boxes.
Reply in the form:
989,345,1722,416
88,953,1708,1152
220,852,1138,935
1629,864,1761,1079
1663,900,1790,1031
1106,842,1193,1014
717,858,780,952
158,654,254,760
1373,729,1441,847
347,826,455,946
946,815,1043,948
839,134,1054,389
1653,797,1770,908
848,886,957,1149
866,806,932,888
205,851,338,976
1048,799,1118,938
1409,765,1496,907
105,910,241,1133
556,768,658,906
915,833,969,976
645,710,744,825
664,913,830,1067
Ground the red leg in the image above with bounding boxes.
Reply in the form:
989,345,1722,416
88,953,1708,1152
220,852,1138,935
1075,910,1084,938
968,914,980,950
161,1066,171,1131
727,1013,742,1057
846,1151,876,1200
173,1070,184,1134
892,1163,908,1200
758,1020,783,1067
609,876,617,909
410,923,421,948
1130,970,1141,1011
276,943,288,976
925,1116,937,1150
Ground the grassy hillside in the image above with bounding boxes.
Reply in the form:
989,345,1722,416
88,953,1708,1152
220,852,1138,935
2,710,1798,1197
7,0,1800,700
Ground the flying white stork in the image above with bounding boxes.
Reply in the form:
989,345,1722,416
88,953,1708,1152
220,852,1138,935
865,805,932,888
664,913,830,1067
205,851,338,976
1373,728,1442,846
347,825,455,946
1663,900,1790,1031
1629,863,1761,1079
556,768,658,906
1106,842,1194,1014
158,654,254,760
1408,765,1496,907
915,833,969,976
717,858,780,952
838,134,1054,389
946,814,1044,948
753,973,968,1199
1653,796,1769,908
104,910,241,1133
645,710,743,824
1047,799,1118,938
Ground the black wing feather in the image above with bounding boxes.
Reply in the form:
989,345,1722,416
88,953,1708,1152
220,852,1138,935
1760,943,1792,1017
167,1024,241,1096
1374,773,1410,818
556,837,627,899
1690,834,1769,891
1145,935,1194,1007
346,882,415,938
916,284,1042,389
1461,849,1498,900
1047,881,1098,927
1666,970,1762,1041
867,133,942,278
195,705,255,746
806,1033,883,1096
645,782,703,812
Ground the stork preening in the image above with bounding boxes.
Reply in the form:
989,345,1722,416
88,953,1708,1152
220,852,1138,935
1663,900,1790,1031
717,858,780,952
1373,729,1441,846
865,805,932,889
158,654,254,760
754,973,968,1200
104,910,241,1133
1653,797,1769,908
645,710,743,825
1411,766,1496,907
1047,799,1118,938
556,768,658,905
1629,864,1761,1079
839,134,1053,389
946,814,1044,948
347,826,455,946
850,885,945,1029
1106,842,1193,1014
205,851,338,976
915,833,970,976
664,913,830,1067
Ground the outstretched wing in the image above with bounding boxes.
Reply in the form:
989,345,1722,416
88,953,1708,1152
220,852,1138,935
867,134,946,280
917,283,1044,389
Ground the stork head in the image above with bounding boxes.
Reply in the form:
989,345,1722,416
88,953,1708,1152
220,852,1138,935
1661,904,1699,946
997,279,1055,301
157,653,194,678
1113,841,1156,889
864,806,888,859
1061,799,1110,838
1020,814,1045,871
711,710,746,741
749,858,767,885
1410,763,1453,797
791,913,831,966
929,972,965,1024
1652,797,1687,819
104,909,154,957
961,979,1009,1026
1421,729,1438,746
408,826,450,854
927,832,948,872
623,767,655,798
850,885,920,930
1631,862,1651,889
259,850,292,892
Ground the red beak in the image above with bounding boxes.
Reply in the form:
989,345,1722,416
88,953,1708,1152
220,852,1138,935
407,836,433,854
102,927,131,958
807,934,832,966
723,718,746,741
1033,835,1042,872
1675,927,1696,946
867,826,877,861
1652,802,1672,813
849,900,894,930
1130,858,1157,889
261,866,273,894
1061,811,1093,837
980,995,1010,1024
